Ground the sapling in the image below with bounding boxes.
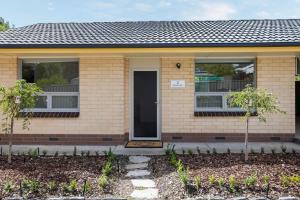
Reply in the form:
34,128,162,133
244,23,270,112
47,181,57,192
194,175,201,190
68,180,78,194
217,177,225,187
3,180,14,193
228,175,236,192
209,175,215,186
98,175,108,190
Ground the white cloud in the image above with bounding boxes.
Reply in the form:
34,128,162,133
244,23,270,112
95,2,115,9
134,3,153,12
181,1,236,20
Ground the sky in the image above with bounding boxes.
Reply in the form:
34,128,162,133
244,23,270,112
2,0,300,27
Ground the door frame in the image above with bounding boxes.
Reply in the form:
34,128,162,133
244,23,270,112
129,68,161,141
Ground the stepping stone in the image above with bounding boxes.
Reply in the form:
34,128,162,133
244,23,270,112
129,156,151,164
130,188,158,199
126,169,150,177
131,179,156,188
126,163,148,170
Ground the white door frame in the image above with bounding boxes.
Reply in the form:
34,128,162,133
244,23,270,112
129,68,161,141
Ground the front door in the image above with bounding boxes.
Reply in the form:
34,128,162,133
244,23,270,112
133,70,158,139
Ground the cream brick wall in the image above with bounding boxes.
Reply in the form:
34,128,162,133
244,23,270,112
0,56,125,135
161,57,295,135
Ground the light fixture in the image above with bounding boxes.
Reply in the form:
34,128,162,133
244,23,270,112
176,63,181,69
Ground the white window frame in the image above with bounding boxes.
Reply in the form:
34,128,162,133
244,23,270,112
19,58,80,113
194,60,256,112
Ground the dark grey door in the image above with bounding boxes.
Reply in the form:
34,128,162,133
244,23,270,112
133,71,157,138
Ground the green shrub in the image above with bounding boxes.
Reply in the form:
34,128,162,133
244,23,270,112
176,159,184,172
83,181,92,194
209,175,215,186
3,181,14,193
187,149,193,156
61,182,70,194
194,175,201,190
68,180,78,194
244,174,257,188
217,177,225,187
228,175,236,192
280,175,289,187
54,151,59,157
178,167,189,186
101,161,113,176
106,148,116,162
28,149,38,158
22,179,40,193
98,175,108,190
206,149,210,154
262,174,270,185
47,181,57,192
289,175,300,186
169,152,177,167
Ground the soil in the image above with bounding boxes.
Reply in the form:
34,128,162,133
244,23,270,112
0,155,132,199
149,153,300,200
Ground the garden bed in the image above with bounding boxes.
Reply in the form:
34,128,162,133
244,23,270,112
149,153,300,200
0,154,132,199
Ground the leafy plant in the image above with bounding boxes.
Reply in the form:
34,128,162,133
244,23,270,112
95,151,99,157
281,145,287,153
106,148,116,162
42,150,47,156
0,17,11,31
262,175,270,185
28,149,39,158
81,151,85,156
22,179,40,194
0,80,42,163
178,166,189,186
217,177,225,187
98,175,108,190
101,161,113,176
54,151,59,157
209,175,215,186
83,181,92,194
228,175,236,192
244,174,257,188
260,147,265,154
68,180,78,194
227,85,285,161
47,181,57,193
289,175,300,186
227,148,231,154
187,149,193,156
280,175,289,187
194,175,201,190
169,151,178,167
61,182,70,194
3,180,14,193
271,148,276,155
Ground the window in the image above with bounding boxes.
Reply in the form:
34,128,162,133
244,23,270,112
21,59,79,112
195,61,255,112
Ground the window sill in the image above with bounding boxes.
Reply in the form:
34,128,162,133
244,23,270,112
194,111,257,117
19,112,80,118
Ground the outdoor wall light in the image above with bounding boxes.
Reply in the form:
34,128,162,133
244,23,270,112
176,63,181,69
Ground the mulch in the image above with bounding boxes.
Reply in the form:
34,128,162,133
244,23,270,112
149,153,300,200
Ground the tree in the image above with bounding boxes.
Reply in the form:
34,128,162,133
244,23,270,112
0,80,42,163
0,17,11,31
227,85,285,162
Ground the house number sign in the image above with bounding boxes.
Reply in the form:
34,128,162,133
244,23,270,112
170,80,185,88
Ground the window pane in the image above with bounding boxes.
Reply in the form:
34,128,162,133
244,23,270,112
22,61,79,92
196,96,222,108
52,96,78,109
34,96,47,108
195,63,254,92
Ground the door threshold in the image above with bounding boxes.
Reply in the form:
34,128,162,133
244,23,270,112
125,140,163,148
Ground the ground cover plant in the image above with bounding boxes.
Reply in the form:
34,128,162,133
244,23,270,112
151,147,300,200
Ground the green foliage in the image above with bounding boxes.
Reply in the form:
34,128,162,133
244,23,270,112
187,149,193,156
280,175,289,187
83,181,92,194
194,175,201,189
28,148,38,158
227,85,285,122
22,179,40,194
101,161,113,176
47,181,57,192
61,182,70,194
98,175,108,190
244,174,257,188
262,174,270,185
0,17,11,31
3,180,14,193
178,166,189,186
169,151,178,167
228,175,236,192
107,148,116,162
217,177,225,187
209,175,215,186
280,175,300,187
68,180,78,194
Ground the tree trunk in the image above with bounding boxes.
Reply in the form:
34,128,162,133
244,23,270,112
8,118,14,164
245,117,249,162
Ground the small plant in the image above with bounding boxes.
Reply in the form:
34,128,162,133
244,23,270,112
98,175,108,190
260,147,265,154
3,180,14,193
262,174,270,185
176,159,184,172
61,182,70,194
194,175,201,190
228,175,236,192
289,175,300,186
47,181,57,193
101,161,113,176
281,145,287,153
169,151,178,167
22,179,40,194
28,149,38,158
271,148,276,155
54,151,59,157
73,146,77,156
217,177,225,187
178,167,189,186
81,151,85,156
42,150,47,156
86,151,90,157
187,149,193,156
212,148,217,154
197,146,200,154
107,148,116,162
209,175,215,186
165,144,173,156
206,149,210,154
182,148,185,155
227,148,231,154
83,181,92,194
280,175,289,187
244,174,257,188
68,180,78,194
292,149,296,154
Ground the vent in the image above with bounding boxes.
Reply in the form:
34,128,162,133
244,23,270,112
270,137,281,141
103,137,113,141
215,137,226,140
49,137,59,141
172,136,183,140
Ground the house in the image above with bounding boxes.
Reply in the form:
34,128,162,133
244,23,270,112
0,19,298,146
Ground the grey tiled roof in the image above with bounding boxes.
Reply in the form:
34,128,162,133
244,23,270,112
1,19,300,48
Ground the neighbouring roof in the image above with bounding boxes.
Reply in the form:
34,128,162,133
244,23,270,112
1,19,300,48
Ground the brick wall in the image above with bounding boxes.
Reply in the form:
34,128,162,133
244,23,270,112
161,57,295,137
0,57,126,138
